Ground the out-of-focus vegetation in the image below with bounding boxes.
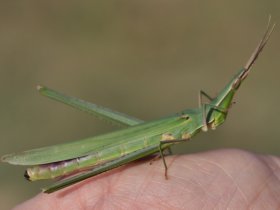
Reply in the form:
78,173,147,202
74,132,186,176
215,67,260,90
0,1,279,209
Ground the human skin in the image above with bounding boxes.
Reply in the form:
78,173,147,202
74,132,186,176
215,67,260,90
14,149,280,210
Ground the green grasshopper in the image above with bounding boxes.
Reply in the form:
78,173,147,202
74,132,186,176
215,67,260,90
1,20,275,194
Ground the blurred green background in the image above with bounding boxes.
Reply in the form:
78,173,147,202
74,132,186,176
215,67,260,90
0,1,279,209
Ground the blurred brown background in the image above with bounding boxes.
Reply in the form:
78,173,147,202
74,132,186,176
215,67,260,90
0,1,279,208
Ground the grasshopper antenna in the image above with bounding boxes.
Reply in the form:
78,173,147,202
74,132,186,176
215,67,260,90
241,16,276,81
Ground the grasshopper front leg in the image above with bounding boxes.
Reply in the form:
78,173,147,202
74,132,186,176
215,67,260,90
199,90,215,131
198,90,214,107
